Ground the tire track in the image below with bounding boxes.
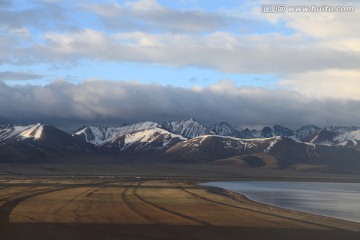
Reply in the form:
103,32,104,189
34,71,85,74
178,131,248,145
0,185,12,191
0,184,106,225
120,182,156,224
0,187,50,201
72,188,98,223
52,187,94,216
0,186,69,224
132,182,211,225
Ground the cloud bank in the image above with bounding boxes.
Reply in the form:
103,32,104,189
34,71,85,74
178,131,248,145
1,80,359,130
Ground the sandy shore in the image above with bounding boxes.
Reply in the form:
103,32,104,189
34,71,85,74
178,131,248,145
0,177,359,240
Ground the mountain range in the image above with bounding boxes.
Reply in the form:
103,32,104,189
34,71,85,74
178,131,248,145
1,118,359,173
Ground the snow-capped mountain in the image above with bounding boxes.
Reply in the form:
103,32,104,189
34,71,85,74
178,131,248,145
211,122,240,137
74,121,188,153
0,123,45,142
0,119,359,173
258,125,295,138
73,121,159,145
236,128,261,138
273,125,295,137
295,125,321,140
0,124,93,162
166,135,283,162
304,127,360,147
324,126,360,134
161,118,213,138
101,127,186,152
165,135,360,173
213,125,295,139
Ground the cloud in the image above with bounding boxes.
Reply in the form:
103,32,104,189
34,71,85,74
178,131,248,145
84,0,238,33
0,71,43,81
280,70,360,100
0,1,69,30
1,79,359,130
0,0,359,103
254,0,360,48
0,0,11,7
15,29,358,75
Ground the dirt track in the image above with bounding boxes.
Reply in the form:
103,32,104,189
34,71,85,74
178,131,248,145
0,178,359,240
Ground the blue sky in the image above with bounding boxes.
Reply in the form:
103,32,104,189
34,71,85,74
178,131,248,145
0,0,359,128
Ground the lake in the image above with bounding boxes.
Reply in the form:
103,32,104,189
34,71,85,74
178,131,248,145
202,181,360,223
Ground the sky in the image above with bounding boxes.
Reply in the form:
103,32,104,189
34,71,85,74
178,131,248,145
0,0,360,131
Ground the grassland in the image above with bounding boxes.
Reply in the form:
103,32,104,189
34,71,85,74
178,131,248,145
0,163,359,240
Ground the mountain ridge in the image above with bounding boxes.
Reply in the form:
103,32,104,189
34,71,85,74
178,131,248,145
1,119,359,173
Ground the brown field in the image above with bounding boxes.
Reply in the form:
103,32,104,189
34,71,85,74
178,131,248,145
0,163,359,240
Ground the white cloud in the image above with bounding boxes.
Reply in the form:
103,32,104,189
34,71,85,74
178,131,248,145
0,0,359,103
21,29,357,75
280,70,360,100
254,0,360,46
84,0,234,33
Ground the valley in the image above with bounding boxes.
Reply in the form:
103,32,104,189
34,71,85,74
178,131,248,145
1,118,359,239
0,168,359,240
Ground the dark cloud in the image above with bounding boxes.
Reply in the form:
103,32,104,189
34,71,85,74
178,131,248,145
0,71,43,81
0,80,359,131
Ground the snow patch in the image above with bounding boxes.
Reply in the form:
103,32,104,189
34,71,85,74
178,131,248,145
266,136,281,152
118,127,186,151
20,123,43,140
74,121,160,145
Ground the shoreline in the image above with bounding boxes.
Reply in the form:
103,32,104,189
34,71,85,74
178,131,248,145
199,182,360,231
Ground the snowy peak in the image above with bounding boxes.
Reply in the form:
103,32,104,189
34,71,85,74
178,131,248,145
0,123,45,142
260,125,294,138
74,126,110,145
166,134,285,163
162,118,212,138
334,129,360,142
295,125,321,140
19,123,44,140
305,127,360,146
261,126,274,138
273,125,294,137
211,122,239,137
102,127,186,152
73,121,160,145
237,128,261,139
324,126,360,134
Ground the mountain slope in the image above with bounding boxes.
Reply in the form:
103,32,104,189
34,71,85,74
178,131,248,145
162,118,213,138
0,123,45,142
211,122,241,137
165,135,281,162
165,135,360,173
296,125,321,140
100,127,186,153
0,120,359,174
73,121,159,145
0,124,93,162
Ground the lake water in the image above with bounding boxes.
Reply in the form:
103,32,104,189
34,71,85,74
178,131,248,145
202,181,360,223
